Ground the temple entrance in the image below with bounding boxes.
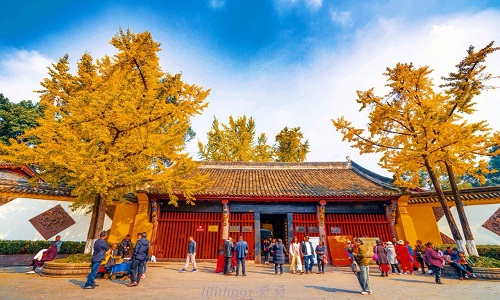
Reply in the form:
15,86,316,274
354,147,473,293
260,214,288,245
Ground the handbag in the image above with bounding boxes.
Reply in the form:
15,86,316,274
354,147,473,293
372,245,378,261
322,254,328,265
351,260,360,273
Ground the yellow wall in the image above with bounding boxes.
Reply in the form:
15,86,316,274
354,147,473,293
407,205,442,245
394,195,418,246
108,193,154,244
130,193,153,240
108,202,139,244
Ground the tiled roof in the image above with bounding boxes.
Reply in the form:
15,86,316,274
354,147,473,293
408,186,500,205
0,161,403,200
0,169,30,181
0,178,72,197
0,162,37,177
164,161,400,199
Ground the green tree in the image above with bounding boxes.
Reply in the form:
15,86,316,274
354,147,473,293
274,126,309,162
0,28,210,253
485,145,500,186
0,94,44,145
332,42,499,255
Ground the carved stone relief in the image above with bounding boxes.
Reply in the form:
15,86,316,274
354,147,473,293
482,208,500,237
433,207,445,222
29,204,75,239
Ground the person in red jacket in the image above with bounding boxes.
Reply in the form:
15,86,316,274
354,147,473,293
26,242,58,274
395,240,413,274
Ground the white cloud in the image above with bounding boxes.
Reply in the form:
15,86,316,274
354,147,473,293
305,0,322,10
330,9,351,27
209,0,225,9
0,50,53,102
2,10,499,179
275,0,322,12
186,10,500,177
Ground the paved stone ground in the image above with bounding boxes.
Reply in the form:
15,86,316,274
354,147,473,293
0,262,499,300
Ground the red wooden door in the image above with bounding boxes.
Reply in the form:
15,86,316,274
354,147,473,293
155,212,222,259
228,213,255,260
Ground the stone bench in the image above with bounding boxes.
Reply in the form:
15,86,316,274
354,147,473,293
0,254,69,267
441,265,500,280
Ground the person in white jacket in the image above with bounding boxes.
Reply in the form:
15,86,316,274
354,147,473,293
289,237,303,274
385,241,402,274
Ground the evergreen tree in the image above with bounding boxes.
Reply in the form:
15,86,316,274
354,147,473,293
485,145,500,186
0,94,44,145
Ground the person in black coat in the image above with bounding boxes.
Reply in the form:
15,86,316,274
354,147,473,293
84,231,109,289
272,238,286,276
127,232,150,287
223,237,234,276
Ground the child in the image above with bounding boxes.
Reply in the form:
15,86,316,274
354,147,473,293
458,252,476,278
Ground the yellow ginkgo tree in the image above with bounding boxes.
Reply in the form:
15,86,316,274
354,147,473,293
198,115,309,162
332,42,499,255
0,28,210,253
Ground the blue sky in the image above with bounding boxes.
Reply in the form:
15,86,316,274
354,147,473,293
1,0,500,175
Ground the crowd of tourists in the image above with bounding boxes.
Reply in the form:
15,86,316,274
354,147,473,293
209,235,479,296
347,237,478,295
26,232,478,293
81,230,150,289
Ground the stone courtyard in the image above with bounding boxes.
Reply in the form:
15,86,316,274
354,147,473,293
0,262,498,300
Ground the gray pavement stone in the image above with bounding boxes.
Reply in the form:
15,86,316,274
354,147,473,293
0,263,498,300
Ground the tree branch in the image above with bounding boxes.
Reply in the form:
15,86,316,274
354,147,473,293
133,58,148,92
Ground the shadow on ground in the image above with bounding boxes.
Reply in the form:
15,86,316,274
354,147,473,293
69,279,85,288
304,285,360,294
391,278,437,284
0,266,30,273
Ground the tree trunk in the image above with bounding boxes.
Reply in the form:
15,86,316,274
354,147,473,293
424,160,466,252
444,162,478,256
84,194,108,254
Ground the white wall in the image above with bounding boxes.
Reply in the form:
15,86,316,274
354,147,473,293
0,197,112,241
437,203,500,245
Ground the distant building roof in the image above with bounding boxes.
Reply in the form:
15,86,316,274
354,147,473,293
0,164,71,197
158,160,401,200
408,186,500,205
0,162,37,178
0,178,72,197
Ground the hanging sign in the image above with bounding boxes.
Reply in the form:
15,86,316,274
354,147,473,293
242,226,253,232
295,226,306,233
229,226,240,232
330,227,341,234
308,226,319,233
208,225,219,232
